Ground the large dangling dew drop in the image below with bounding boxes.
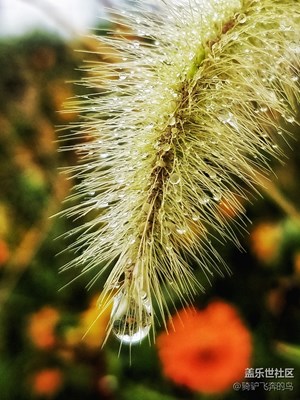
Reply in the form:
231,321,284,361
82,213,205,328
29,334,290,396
111,291,152,344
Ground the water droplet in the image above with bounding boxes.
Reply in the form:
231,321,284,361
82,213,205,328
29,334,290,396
169,116,176,126
132,40,140,49
237,13,247,24
119,73,127,81
260,106,268,112
192,214,200,221
291,75,299,82
156,159,166,168
213,191,222,202
268,75,276,83
231,32,239,40
128,235,136,245
199,196,210,205
100,153,109,159
289,43,300,54
286,115,295,123
280,23,292,32
111,292,152,344
116,177,125,184
218,112,232,124
277,130,283,135
147,238,154,246
109,281,121,289
176,227,187,235
162,143,171,152
97,201,109,209
169,173,181,185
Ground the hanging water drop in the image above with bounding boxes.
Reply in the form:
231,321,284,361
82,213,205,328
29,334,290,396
169,173,181,185
156,159,166,168
192,214,200,221
111,292,152,344
97,201,109,209
127,234,136,245
213,191,222,202
169,116,176,126
260,106,268,112
199,195,210,205
176,227,187,235
237,13,247,24
165,244,173,252
119,73,127,81
161,143,171,152
286,115,295,123
132,40,140,49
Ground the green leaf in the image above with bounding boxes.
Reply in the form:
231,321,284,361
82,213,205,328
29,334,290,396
121,384,176,400
276,342,300,365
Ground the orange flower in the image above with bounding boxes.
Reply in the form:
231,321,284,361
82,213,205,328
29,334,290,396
0,239,9,266
218,195,244,220
157,301,252,394
32,368,63,397
27,306,60,349
250,222,282,264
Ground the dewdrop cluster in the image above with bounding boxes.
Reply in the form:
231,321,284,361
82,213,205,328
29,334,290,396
63,0,300,344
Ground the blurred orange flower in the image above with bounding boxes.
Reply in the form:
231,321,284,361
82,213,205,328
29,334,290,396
64,294,112,348
0,239,9,266
157,301,252,394
218,195,244,220
32,368,63,397
250,222,282,264
27,306,60,349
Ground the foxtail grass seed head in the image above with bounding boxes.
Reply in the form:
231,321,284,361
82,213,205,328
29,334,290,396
62,0,300,345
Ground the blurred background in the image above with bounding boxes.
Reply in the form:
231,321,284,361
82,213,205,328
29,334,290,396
0,1,299,399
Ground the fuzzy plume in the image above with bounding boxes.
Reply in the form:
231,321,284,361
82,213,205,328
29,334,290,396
62,0,300,344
